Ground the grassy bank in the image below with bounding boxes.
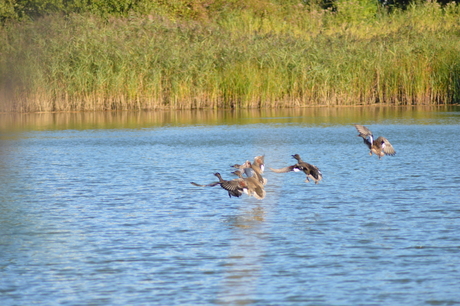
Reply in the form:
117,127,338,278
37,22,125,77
1,0,460,112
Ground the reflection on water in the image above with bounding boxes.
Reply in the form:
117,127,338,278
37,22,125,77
217,205,267,305
0,105,459,305
0,105,458,131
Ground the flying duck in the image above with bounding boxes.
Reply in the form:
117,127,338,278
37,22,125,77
232,170,266,200
191,173,248,198
354,124,396,159
252,155,265,173
270,154,322,184
232,160,267,186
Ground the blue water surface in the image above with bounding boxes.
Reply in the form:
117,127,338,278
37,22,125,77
1,108,459,305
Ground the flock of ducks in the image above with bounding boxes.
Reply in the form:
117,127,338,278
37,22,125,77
191,125,396,199
191,155,267,199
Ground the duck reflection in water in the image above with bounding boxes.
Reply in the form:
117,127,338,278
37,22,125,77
217,205,267,305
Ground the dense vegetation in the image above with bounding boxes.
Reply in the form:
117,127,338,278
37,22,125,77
1,0,460,112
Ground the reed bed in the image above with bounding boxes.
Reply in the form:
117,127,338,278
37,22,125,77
0,1,460,112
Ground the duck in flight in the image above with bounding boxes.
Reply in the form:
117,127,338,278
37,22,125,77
231,155,267,186
354,124,396,159
269,154,322,184
191,173,248,198
232,170,266,200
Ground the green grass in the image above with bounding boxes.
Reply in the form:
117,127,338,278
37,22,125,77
1,0,460,112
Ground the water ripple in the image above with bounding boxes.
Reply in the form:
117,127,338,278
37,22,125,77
1,115,460,305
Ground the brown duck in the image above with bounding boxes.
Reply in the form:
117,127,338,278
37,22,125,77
270,154,322,184
232,155,265,174
252,155,265,173
232,171,266,200
232,160,267,186
191,173,248,198
354,125,396,159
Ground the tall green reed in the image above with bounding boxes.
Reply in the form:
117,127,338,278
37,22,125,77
0,0,459,112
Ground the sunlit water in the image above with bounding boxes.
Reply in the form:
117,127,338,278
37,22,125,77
1,107,459,305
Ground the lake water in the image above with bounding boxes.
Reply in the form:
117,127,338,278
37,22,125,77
1,106,459,305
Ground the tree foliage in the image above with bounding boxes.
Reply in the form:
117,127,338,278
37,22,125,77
1,0,147,22
2,0,458,24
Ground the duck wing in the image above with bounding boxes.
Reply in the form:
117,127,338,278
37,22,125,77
252,186,266,200
354,124,373,138
221,179,248,197
376,136,396,156
354,125,373,148
245,177,266,199
299,162,323,181
309,166,323,182
253,155,265,173
269,165,296,173
190,181,220,187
